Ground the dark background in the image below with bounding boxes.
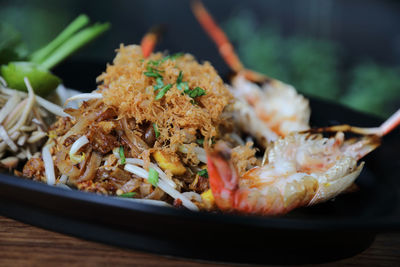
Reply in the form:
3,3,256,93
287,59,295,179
1,0,400,117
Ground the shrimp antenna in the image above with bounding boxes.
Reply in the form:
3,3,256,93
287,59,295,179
378,108,400,136
309,108,400,137
191,0,267,83
140,25,164,58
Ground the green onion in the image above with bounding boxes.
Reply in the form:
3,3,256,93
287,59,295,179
155,83,172,100
171,52,184,59
147,60,160,66
119,146,126,165
119,192,137,198
153,77,164,91
30,14,90,64
184,86,206,98
40,22,110,70
144,66,163,79
153,123,160,138
197,169,208,178
177,81,189,91
148,168,159,187
161,52,183,63
1,15,109,96
176,71,189,91
176,71,183,84
144,71,162,78
196,138,204,146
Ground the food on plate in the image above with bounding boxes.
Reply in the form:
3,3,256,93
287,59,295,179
206,112,400,215
2,8,398,216
0,15,108,168
22,42,254,211
192,0,310,147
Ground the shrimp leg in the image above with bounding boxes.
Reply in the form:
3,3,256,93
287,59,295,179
191,0,267,83
140,26,163,58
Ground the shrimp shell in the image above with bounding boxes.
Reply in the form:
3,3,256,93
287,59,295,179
207,131,377,215
230,75,310,147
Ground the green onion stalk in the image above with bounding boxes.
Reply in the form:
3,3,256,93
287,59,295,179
0,14,110,96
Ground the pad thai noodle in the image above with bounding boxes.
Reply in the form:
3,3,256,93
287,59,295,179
22,44,259,211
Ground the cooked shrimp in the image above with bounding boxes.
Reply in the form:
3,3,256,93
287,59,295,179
231,75,310,141
206,110,400,215
192,0,310,146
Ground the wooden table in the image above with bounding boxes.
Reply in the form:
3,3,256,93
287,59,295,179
0,215,398,266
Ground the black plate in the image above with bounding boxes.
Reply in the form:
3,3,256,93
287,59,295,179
0,66,399,264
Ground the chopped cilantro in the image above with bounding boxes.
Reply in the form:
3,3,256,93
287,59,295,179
184,87,206,98
152,122,160,138
176,71,189,91
197,169,208,178
144,66,164,79
155,83,172,100
171,52,184,59
119,146,126,165
177,81,189,91
161,52,184,63
148,60,160,66
153,77,164,91
148,168,159,187
144,71,162,78
176,71,183,84
119,192,136,198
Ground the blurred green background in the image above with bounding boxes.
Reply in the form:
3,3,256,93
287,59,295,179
0,0,399,118
223,11,400,118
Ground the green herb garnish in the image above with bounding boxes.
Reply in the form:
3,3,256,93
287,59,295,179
145,52,183,68
177,71,183,84
0,14,110,96
161,52,184,63
153,122,160,138
153,77,164,91
198,169,208,178
119,192,137,198
148,167,159,187
144,66,163,79
144,71,161,78
147,60,160,66
155,83,172,100
171,52,184,59
176,70,189,91
196,138,204,146
184,86,206,98
177,81,189,91
119,146,126,165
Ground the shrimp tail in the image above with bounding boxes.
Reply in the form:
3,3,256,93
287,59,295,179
206,143,238,211
140,26,163,58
